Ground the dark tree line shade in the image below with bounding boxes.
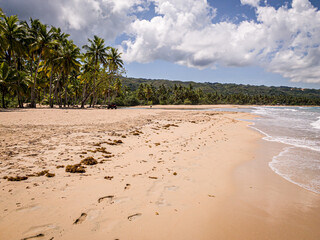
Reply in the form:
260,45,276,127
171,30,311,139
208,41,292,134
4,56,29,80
0,9,124,108
1,9,319,108
113,79,320,106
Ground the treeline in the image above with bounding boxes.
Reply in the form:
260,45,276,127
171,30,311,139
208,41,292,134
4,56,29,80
0,9,124,108
114,82,320,106
122,77,320,101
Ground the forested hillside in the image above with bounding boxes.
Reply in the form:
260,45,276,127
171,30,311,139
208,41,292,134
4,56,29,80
122,77,320,97
120,77,320,106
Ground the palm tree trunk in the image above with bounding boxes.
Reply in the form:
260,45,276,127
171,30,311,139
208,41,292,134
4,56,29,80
38,89,41,106
103,94,107,106
1,87,6,108
92,80,96,108
92,61,98,108
81,83,87,108
54,82,59,107
89,96,93,107
16,89,23,108
31,53,42,108
59,85,62,108
64,73,68,108
49,64,54,108
93,94,98,106
107,89,111,105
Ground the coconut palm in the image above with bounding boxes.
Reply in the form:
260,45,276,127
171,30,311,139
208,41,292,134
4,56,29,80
82,35,109,107
106,47,124,104
0,16,27,107
0,8,4,18
107,47,124,73
0,62,18,108
79,55,96,108
56,40,80,107
43,27,69,108
28,20,55,108
0,14,24,66
0,10,129,109
0,10,6,60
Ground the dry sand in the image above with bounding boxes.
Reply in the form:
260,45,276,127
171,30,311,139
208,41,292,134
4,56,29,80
0,106,319,240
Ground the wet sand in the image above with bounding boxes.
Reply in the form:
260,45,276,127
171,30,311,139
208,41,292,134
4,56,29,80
0,106,319,240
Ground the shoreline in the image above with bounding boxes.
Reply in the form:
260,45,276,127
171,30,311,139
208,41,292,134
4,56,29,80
250,123,320,195
0,107,319,239
1,104,319,112
231,138,320,239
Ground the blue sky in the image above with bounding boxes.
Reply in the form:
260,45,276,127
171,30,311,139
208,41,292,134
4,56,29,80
124,61,319,88
123,0,320,88
2,0,320,89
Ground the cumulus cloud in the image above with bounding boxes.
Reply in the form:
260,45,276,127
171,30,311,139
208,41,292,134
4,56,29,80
121,0,320,83
0,0,145,46
122,0,217,64
1,0,320,83
240,0,260,7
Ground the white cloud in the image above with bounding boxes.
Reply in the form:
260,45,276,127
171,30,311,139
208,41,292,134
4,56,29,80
0,0,144,46
122,0,217,63
2,0,320,83
240,0,260,8
121,0,320,83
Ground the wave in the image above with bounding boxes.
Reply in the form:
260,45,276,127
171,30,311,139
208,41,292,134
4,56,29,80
311,117,320,130
269,148,320,194
251,107,320,194
252,107,300,116
250,125,320,152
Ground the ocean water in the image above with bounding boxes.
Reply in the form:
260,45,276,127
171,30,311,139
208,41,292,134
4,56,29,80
251,107,320,194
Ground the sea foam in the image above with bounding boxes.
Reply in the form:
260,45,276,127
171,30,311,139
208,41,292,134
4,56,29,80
251,106,320,194
311,117,320,130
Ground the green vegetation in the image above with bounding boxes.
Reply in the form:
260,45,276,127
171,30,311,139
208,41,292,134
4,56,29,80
1,9,319,108
119,78,320,106
0,9,124,108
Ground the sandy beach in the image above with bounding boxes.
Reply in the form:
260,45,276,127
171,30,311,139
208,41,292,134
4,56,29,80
0,106,319,240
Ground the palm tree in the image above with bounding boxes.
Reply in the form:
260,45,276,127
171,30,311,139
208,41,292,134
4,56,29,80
0,62,18,108
44,26,69,108
0,8,4,18
106,47,124,104
0,10,6,60
145,84,153,104
56,40,80,107
44,48,58,108
29,20,55,108
82,35,109,107
0,15,24,66
113,77,122,99
107,47,124,73
79,54,95,108
0,11,128,108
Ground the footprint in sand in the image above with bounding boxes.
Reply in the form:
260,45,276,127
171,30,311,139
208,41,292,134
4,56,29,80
98,195,114,204
16,204,40,212
155,198,170,207
128,213,142,221
74,213,87,224
113,196,130,204
164,185,179,191
21,233,44,240
23,224,59,238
